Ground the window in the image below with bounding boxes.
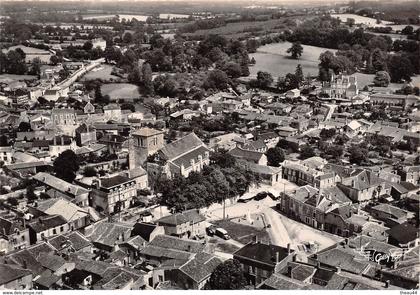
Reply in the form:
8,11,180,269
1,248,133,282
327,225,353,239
53,229,57,235
60,226,64,232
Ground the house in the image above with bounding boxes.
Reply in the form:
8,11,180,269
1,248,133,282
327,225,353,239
49,135,75,157
238,160,282,186
370,93,420,110
0,217,31,254
138,235,206,263
233,240,295,286
131,222,165,242
29,197,90,230
279,185,352,233
149,133,211,179
98,134,128,154
369,204,414,227
0,264,33,290
343,120,363,137
208,133,242,151
156,209,206,239
282,157,335,189
398,166,420,185
170,109,201,121
166,252,222,289
90,175,137,214
336,169,390,202
228,146,267,165
103,104,122,121
48,231,92,254
285,88,300,98
387,222,419,249
277,126,298,138
75,123,97,146
124,166,148,190
28,215,69,244
85,222,133,252
0,146,12,164
32,172,90,207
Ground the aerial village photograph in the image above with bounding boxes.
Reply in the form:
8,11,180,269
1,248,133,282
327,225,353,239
0,0,418,293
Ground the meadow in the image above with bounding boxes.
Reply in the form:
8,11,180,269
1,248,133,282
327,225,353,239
249,41,420,89
101,83,139,101
80,65,123,82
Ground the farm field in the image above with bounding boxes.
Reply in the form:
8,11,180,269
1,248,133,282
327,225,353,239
0,74,37,83
80,65,123,82
101,83,139,100
249,41,336,79
249,41,420,89
83,14,149,22
186,17,298,39
331,13,393,27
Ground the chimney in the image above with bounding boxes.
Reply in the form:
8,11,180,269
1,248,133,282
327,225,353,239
288,265,293,278
316,261,321,269
345,238,349,245
114,241,119,252
187,245,191,252
385,280,390,288
287,243,291,254
336,266,341,274
276,252,280,263
254,235,259,244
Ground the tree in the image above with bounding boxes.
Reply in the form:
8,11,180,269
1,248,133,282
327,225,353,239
346,18,355,27
373,71,391,87
300,145,315,160
210,150,236,168
295,64,304,86
123,32,133,44
256,71,273,89
266,147,285,167
224,62,242,78
29,57,41,76
388,54,415,82
53,150,80,182
205,259,247,290
141,63,154,95
83,166,97,177
203,70,230,90
83,41,93,51
18,121,32,132
401,25,414,35
50,55,60,65
349,145,368,165
287,42,303,59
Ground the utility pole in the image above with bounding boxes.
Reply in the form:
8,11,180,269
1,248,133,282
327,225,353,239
223,196,226,220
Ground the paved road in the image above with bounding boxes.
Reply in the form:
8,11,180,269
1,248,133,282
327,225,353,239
263,207,292,248
323,103,338,121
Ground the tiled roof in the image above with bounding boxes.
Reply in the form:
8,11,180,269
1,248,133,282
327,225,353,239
157,209,206,226
0,264,32,285
387,222,419,244
234,242,292,267
171,146,210,169
371,204,408,219
100,175,132,188
132,222,158,241
228,147,265,162
87,222,132,247
132,127,163,137
48,231,91,252
38,252,67,272
179,252,221,283
29,215,67,233
159,133,204,161
35,197,88,223
149,235,205,254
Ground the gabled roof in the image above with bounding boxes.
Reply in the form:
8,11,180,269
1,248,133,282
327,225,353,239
234,242,293,267
387,222,419,244
159,133,204,161
132,127,164,137
149,235,205,254
0,264,32,285
228,146,265,162
132,222,159,242
179,252,221,283
86,222,132,247
371,204,408,220
157,209,205,226
35,198,88,223
48,231,91,252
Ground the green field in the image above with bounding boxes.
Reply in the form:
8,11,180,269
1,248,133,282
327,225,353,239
249,41,420,89
185,17,298,39
101,83,139,100
81,65,123,82
249,41,336,79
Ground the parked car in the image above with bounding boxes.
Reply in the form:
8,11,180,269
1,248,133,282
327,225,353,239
215,227,230,240
206,226,216,236
254,191,275,201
